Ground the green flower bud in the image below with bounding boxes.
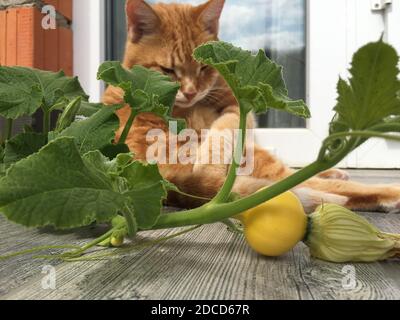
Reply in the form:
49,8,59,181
55,96,82,132
304,204,400,263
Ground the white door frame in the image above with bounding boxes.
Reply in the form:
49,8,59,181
72,0,106,102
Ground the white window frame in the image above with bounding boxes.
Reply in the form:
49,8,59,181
72,0,106,102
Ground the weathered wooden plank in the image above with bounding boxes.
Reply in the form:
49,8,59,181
1,171,400,300
2,212,400,300
0,218,107,297
348,170,400,184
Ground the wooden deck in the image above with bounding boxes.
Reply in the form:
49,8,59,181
1,170,400,300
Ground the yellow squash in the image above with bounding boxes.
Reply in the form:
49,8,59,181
238,191,307,257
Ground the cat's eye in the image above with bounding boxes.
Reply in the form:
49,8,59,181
160,66,175,75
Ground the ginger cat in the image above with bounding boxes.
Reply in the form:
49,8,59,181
103,0,400,213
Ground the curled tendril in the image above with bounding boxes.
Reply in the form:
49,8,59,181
318,136,350,163
318,128,400,164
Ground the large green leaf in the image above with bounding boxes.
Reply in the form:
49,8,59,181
0,143,4,162
83,151,168,229
50,106,120,154
97,62,185,132
78,101,104,117
98,62,180,108
193,41,310,118
3,132,47,165
0,137,126,229
0,144,5,178
121,161,168,229
0,67,88,119
82,151,132,198
332,38,400,131
0,165,5,179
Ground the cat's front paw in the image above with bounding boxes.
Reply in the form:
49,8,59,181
318,168,350,180
379,186,400,213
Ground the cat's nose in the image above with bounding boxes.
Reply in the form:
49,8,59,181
183,90,197,102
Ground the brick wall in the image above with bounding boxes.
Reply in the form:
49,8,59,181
0,0,73,74
0,0,73,136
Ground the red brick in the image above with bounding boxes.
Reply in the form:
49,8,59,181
44,0,59,9
58,0,72,21
44,27,59,71
44,0,72,21
33,8,45,69
0,10,6,65
0,6,72,73
16,7,35,67
6,9,17,65
59,27,72,75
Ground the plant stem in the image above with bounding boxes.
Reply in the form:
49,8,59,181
370,122,400,133
60,225,202,262
326,131,400,144
6,119,13,140
43,110,51,134
150,111,392,231
119,110,137,144
64,229,114,258
212,111,248,204
222,219,243,234
151,120,370,230
123,204,137,237
173,189,211,202
150,160,332,230
0,245,81,261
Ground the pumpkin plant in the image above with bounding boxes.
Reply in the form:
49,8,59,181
0,37,400,263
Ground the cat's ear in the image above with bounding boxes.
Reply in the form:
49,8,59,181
195,0,225,34
126,0,160,42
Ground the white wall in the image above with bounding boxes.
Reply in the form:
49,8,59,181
72,0,105,102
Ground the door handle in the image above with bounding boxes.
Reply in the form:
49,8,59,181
371,0,392,11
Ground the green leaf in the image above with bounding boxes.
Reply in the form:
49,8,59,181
98,62,180,108
82,151,168,229
50,106,120,154
122,205,137,237
97,62,185,132
129,89,186,133
121,161,168,229
332,38,400,131
0,165,5,179
82,151,132,181
0,144,5,178
100,143,131,160
0,137,126,229
0,67,88,119
3,132,47,165
193,41,310,118
0,143,4,161
78,101,104,117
